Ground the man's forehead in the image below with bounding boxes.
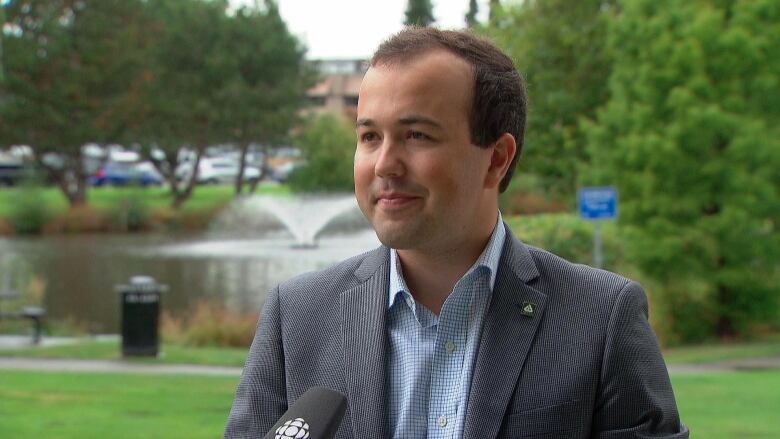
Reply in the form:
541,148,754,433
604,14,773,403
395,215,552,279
363,49,473,82
358,50,474,119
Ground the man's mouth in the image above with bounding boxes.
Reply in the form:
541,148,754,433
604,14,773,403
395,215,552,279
375,192,422,208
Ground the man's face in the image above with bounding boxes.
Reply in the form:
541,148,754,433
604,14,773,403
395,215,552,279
354,50,494,253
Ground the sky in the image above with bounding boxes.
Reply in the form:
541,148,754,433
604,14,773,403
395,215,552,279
235,0,491,60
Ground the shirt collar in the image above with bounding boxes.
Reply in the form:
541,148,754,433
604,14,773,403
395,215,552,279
388,211,506,309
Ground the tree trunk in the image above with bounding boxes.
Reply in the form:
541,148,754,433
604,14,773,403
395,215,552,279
234,141,250,197
148,148,180,199
52,154,88,207
172,148,203,209
250,143,272,194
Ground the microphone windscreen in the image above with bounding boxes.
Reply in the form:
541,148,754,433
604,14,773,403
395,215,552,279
262,387,347,439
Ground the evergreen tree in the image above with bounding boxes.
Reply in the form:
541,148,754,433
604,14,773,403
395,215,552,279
486,0,615,199
584,0,780,341
404,0,435,27
221,1,313,196
465,0,479,28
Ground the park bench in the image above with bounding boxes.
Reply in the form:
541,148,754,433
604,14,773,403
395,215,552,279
0,291,46,344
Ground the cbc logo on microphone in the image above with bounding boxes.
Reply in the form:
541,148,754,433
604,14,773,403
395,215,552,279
275,418,310,439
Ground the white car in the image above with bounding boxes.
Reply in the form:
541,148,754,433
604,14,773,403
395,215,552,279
176,157,261,185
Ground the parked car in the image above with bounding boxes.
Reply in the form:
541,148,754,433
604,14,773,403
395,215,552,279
90,161,163,187
0,162,25,186
176,157,261,185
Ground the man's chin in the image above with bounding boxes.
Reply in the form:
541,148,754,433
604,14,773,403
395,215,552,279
373,227,422,250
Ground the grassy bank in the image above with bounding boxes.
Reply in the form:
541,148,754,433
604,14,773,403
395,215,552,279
0,368,777,438
0,370,238,439
0,184,290,234
0,340,248,367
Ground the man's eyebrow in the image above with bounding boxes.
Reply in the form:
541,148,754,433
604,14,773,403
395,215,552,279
398,115,443,129
355,115,443,130
355,118,374,129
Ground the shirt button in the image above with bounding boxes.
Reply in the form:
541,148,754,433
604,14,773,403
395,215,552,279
445,340,456,353
437,415,447,428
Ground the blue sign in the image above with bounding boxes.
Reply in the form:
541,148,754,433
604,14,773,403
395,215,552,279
578,187,618,220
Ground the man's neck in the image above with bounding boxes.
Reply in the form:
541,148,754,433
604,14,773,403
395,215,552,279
396,217,498,315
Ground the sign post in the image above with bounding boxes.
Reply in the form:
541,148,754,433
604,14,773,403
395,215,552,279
578,187,618,268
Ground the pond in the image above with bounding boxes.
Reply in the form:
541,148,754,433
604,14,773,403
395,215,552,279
0,197,378,334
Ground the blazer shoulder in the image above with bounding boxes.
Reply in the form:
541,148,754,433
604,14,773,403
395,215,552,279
524,244,636,302
277,246,387,302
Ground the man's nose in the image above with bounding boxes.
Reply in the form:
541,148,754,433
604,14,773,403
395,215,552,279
374,139,405,178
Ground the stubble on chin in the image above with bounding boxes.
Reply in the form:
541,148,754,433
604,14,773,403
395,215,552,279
370,216,430,251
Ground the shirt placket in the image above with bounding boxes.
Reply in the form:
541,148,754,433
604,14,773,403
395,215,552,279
427,278,473,439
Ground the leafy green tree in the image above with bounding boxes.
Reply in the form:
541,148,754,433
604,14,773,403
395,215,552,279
485,0,615,199
584,0,780,341
404,0,435,27
219,1,313,196
488,0,504,25
127,0,233,208
465,0,479,28
288,114,355,193
0,0,150,206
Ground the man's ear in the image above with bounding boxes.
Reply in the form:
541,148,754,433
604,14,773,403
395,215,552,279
484,133,517,190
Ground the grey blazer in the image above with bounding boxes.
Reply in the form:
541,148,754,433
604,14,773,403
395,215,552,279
225,224,688,438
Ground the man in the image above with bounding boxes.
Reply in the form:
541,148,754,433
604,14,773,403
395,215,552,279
225,27,688,439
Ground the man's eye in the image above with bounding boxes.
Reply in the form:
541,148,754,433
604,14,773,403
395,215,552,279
408,131,430,141
360,132,379,143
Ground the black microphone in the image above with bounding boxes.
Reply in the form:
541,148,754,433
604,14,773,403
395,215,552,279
262,387,347,439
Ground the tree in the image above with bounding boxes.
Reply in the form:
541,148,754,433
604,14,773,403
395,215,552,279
465,0,479,28
0,0,150,206
404,0,435,27
127,0,234,208
287,114,355,193
485,0,615,199
584,0,780,342
219,1,313,197
488,0,504,25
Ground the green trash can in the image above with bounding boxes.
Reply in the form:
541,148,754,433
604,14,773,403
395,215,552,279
116,276,168,357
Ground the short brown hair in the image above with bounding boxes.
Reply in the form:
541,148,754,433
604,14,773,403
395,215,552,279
371,27,527,193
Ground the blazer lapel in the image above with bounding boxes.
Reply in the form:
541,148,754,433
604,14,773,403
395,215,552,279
340,247,390,438
463,230,547,439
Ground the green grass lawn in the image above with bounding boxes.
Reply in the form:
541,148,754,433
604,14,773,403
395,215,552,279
0,370,239,439
0,369,777,438
672,370,780,438
0,340,248,367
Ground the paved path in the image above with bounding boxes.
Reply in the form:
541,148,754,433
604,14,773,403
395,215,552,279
1,336,778,376
0,357,242,376
2,355,780,376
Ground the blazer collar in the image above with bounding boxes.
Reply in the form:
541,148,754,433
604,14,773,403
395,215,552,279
340,226,545,439
463,225,547,438
340,246,391,438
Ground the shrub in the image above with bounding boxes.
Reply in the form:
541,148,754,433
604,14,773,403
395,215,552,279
499,174,569,215
7,184,53,235
42,206,108,234
161,301,258,348
505,214,624,270
288,114,355,192
107,191,150,232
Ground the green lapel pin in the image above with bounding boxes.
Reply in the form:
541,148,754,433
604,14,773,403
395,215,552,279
520,301,537,317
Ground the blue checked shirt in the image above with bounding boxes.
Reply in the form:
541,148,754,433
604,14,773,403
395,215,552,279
386,213,506,439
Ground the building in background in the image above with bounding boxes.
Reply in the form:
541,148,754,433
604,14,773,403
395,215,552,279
306,59,367,121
